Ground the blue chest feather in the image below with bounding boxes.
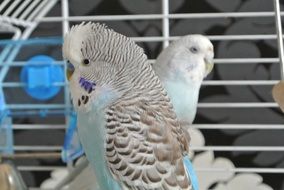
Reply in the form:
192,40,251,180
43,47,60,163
164,80,200,124
77,89,121,190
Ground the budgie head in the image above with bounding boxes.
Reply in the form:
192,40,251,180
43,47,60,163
154,34,214,84
63,22,147,112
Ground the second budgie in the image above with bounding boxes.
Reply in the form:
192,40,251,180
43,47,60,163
153,34,214,125
153,35,214,190
63,22,192,189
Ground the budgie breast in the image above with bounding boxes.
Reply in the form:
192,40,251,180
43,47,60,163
164,80,201,124
76,89,122,190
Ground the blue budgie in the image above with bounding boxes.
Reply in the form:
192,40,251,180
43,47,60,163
153,35,214,190
153,34,214,126
61,34,214,190
152,35,214,190
63,22,192,190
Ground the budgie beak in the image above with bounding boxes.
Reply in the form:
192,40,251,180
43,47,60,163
66,61,75,81
204,57,214,76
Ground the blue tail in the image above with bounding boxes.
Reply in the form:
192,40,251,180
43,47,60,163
183,156,199,190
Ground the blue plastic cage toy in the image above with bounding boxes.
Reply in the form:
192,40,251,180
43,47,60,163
0,37,74,156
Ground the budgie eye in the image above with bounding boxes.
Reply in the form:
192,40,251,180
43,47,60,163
82,58,90,65
189,47,198,54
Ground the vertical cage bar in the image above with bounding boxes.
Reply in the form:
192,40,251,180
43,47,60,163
62,0,69,35
61,0,72,169
162,0,169,48
273,0,284,79
61,0,70,119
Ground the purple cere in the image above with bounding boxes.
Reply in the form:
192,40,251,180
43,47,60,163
79,77,96,93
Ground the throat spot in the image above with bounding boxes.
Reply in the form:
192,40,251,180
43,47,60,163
77,95,90,108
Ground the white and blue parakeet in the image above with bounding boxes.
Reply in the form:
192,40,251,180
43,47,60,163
153,35,214,190
61,34,214,190
63,22,192,190
153,34,214,126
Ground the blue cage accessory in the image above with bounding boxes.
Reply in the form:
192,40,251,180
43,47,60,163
0,88,13,155
20,55,64,101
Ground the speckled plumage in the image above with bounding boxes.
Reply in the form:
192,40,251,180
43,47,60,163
63,22,192,190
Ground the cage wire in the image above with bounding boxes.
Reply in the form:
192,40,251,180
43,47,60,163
0,0,284,189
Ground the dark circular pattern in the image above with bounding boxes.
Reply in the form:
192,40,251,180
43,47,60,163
190,47,198,54
83,59,90,65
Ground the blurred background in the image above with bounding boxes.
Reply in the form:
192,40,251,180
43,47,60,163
0,0,284,189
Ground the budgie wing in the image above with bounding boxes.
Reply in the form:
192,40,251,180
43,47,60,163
105,100,191,190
